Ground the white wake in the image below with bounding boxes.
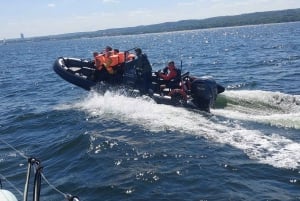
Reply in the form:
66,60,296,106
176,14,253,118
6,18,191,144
56,90,300,169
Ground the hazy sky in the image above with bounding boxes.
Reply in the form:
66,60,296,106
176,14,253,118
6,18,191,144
1,0,299,39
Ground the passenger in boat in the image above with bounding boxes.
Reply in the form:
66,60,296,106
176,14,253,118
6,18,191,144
126,51,135,61
158,61,177,81
97,46,113,55
103,51,114,74
158,61,180,89
129,48,152,94
112,49,122,64
113,48,119,55
105,46,113,53
93,51,113,81
93,51,100,68
109,51,124,78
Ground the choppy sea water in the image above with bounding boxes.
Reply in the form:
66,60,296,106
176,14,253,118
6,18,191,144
0,22,299,201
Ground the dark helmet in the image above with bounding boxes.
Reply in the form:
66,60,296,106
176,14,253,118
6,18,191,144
168,61,175,66
105,46,112,51
135,48,142,55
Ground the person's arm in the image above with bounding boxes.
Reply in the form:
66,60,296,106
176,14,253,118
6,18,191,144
159,70,177,80
163,67,168,74
95,56,103,70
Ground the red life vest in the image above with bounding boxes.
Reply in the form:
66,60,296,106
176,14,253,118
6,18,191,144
159,65,177,81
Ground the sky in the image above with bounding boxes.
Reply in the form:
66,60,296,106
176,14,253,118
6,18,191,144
1,0,300,39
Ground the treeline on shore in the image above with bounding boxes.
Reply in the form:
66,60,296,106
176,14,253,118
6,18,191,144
5,8,300,42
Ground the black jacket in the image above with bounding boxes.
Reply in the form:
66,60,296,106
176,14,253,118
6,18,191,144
135,53,152,74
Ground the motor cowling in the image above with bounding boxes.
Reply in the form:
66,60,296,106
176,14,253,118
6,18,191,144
190,76,218,111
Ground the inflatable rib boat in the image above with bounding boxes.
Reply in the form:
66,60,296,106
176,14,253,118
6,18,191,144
53,57,225,112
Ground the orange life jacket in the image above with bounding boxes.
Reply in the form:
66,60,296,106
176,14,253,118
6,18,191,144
116,52,134,63
118,52,125,63
110,55,119,67
95,54,115,74
95,54,105,70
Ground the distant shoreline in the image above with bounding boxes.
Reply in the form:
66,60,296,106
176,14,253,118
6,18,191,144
2,8,300,43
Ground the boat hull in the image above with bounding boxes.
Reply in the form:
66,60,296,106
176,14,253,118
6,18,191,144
53,57,225,112
53,57,97,90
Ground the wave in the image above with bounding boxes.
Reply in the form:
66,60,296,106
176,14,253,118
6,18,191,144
214,90,300,129
56,91,300,170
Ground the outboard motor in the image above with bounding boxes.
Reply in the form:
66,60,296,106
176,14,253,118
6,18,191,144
190,76,218,112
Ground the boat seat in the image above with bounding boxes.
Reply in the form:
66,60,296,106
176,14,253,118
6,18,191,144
67,66,95,79
68,67,81,72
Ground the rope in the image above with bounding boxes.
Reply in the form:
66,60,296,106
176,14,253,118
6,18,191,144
0,139,27,160
41,172,81,201
40,173,67,198
0,139,80,201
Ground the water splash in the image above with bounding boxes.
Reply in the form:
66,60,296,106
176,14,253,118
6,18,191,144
58,90,300,169
214,90,300,129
